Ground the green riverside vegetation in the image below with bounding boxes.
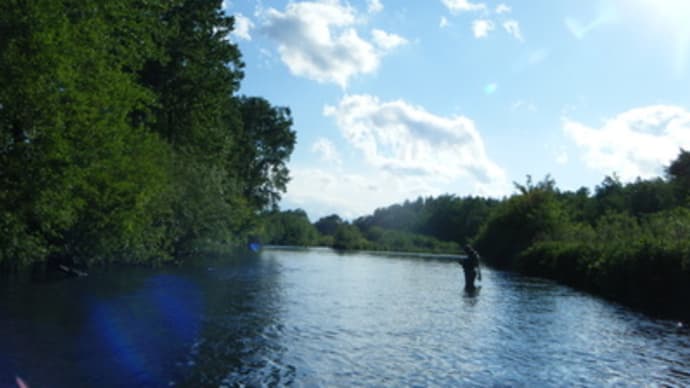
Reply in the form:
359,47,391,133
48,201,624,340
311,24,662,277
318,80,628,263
1,0,295,269
261,151,690,318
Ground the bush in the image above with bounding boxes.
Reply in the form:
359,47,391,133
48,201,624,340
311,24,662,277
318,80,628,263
473,177,568,267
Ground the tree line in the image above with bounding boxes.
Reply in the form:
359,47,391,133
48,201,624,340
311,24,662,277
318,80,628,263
257,195,498,254
1,0,295,269
473,151,690,317
262,151,690,318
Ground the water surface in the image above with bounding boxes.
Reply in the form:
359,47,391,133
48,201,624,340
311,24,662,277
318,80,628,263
1,247,689,386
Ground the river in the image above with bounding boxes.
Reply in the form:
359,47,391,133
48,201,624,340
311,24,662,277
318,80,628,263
1,247,689,387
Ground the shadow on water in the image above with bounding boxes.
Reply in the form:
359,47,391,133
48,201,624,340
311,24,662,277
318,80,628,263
0,265,205,387
0,250,291,387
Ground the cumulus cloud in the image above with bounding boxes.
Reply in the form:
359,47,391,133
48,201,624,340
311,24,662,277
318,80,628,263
502,20,523,42
231,13,254,41
284,96,512,219
444,1,523,41
442,0,487,13
367,0,383,14
440,16,450,28
283,168,444,220
260,1,406,87
472,19,494,38
371,29,408,50
495,4,511,14
564,105,690,180
323,94,507,188
311,137,342,165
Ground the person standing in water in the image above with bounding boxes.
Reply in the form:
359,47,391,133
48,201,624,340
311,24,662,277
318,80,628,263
460,244,482,290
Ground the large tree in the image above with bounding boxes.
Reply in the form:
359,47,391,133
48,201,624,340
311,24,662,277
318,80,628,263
0,0,173,267
0,0,298,266
235,96,296,210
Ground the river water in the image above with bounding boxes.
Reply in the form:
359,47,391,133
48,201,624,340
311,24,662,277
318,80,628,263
1,247,689,387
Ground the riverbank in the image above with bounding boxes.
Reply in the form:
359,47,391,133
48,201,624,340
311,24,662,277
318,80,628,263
515,240,690,321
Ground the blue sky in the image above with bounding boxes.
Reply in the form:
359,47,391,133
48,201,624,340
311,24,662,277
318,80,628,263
223,0,690,220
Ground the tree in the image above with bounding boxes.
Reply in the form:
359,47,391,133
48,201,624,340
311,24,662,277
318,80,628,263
136,0,255,254
0,0,174,267
314,214,344,236
0,0,297,267
473,176,568,267
625,178,676,217
235,96,296,210
261,209,317,246
333,224,368,250
590,174,627,218
667,148,690,204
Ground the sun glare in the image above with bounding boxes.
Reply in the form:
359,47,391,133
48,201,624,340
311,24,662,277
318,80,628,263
628,0,690,75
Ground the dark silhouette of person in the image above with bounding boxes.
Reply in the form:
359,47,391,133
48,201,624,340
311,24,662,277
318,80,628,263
460,244,482,290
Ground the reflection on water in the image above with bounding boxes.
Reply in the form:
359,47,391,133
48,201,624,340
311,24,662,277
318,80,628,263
1,247,689,386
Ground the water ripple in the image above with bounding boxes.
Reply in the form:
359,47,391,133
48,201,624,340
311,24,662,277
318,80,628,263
2,249,690,387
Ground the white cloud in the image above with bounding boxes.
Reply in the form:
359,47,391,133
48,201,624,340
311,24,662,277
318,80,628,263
502,20,523,42
495,4,511,14
371,29,408,50
284,96,512,219
260,1,406,87
442,0,487,13
367,0,383,14
472,19,494,38
323,94,507,188
564,105,690,181
231,13,254,41
440,16,450,28
283,168,444,220
311,138,342,165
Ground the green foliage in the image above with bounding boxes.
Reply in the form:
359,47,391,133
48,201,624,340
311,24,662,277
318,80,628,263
257,207,461,254
517,208,690,315
314,214,344,236
626,178,676,216
470,154,689,317
0,0,176,267
354,195,497,244
591,174,628,217
667,148,690,204
361,226,460,253
259,209,318,246
333,223,369,251
0,0,295,268
235,97,296,210
472,176,568,267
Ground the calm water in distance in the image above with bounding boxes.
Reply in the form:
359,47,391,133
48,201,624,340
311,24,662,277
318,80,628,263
1,247,689,387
